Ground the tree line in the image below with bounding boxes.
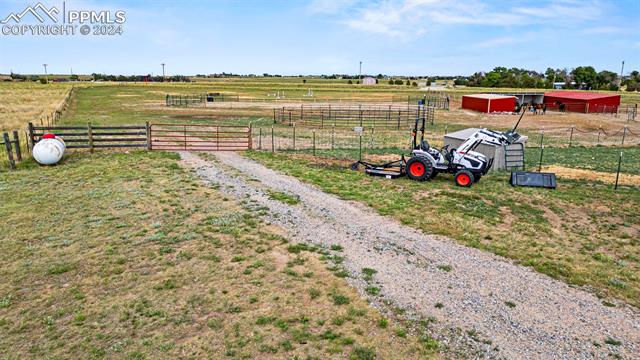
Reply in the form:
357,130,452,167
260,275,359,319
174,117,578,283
456,66,639,91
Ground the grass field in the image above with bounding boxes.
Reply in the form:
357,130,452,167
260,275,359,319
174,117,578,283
0,151,443,359
245,151,640,307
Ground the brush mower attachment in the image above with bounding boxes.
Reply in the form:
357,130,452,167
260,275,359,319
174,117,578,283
350,156,406,179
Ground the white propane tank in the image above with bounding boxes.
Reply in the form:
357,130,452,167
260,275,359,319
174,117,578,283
33,134,66,165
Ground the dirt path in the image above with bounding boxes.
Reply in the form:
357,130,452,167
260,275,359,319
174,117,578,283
179,151,640,359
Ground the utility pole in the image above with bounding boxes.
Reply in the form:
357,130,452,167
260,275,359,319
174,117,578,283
619,60,625,89
43,63,48,83
161,63,165,79
359,61,362,84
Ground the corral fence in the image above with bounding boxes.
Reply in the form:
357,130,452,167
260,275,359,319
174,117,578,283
274,104,435,130
391,95,450,110
166,93,240,107
619,104,638,121
149,124,251,151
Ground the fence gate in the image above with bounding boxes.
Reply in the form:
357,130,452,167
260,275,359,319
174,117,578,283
149,124,251,151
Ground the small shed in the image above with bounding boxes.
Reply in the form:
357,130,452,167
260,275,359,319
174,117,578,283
362,77,376,85
462,94,516,113
444,128,528,171
543,91,621,113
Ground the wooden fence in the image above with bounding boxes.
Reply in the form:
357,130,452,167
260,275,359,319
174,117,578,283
34,86,76,128
1,131,23,170
28,122,150,152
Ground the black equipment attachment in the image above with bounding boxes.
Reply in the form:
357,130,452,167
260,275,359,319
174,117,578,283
351,156,406,179
510,171,557,189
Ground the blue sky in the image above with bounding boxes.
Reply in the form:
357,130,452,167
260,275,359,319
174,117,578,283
0,0,638,76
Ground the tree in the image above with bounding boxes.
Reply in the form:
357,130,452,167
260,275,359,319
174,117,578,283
624,70,640,92
394,79,403,85
388,79,394,85
412,81,418,87
481,71,500,87
302,79,306,84
405,79,411,86
571,66,597,89
347,79,353,84
594,70,618,90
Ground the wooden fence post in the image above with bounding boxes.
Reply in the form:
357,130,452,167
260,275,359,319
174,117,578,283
87,122,94,153
146,121,152,150
28,122,35,151
271,126,275,153
258,128,262,150
248,122,253,150
312,130,316,156
292,124,296,151
621,126,627,146
3,132,15,170
12,130,21,161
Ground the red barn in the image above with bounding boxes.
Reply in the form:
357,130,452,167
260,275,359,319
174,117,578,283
543,91,621,113
462,94,516,113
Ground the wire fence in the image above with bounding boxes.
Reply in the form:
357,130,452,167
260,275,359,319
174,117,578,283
273,104,435,129
253,126,413,155
522,125,640,148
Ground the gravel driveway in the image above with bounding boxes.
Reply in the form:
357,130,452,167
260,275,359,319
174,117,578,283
180,151,639,359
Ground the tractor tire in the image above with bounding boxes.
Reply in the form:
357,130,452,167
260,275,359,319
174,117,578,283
406,156,433,182
430,170,438,179
454,170,474,187
474,175,481,183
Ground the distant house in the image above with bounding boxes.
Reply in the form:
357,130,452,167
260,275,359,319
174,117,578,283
362,76,376,85
0,75,12,82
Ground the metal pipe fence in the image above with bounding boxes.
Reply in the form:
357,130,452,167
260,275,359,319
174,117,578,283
391,95,450,109
274,104,435,129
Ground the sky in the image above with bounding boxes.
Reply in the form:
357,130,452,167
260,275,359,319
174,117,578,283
0,0,638,76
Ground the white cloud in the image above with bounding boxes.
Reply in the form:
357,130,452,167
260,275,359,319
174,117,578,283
339,0,607,38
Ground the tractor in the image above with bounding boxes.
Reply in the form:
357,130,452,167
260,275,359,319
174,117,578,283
352,102,526,187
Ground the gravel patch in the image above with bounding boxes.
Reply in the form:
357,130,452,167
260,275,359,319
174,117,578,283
180,151,640,359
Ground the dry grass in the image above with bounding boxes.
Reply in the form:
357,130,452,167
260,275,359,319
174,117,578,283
543,165,640,186
0,82,77,131
0,151,439,359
